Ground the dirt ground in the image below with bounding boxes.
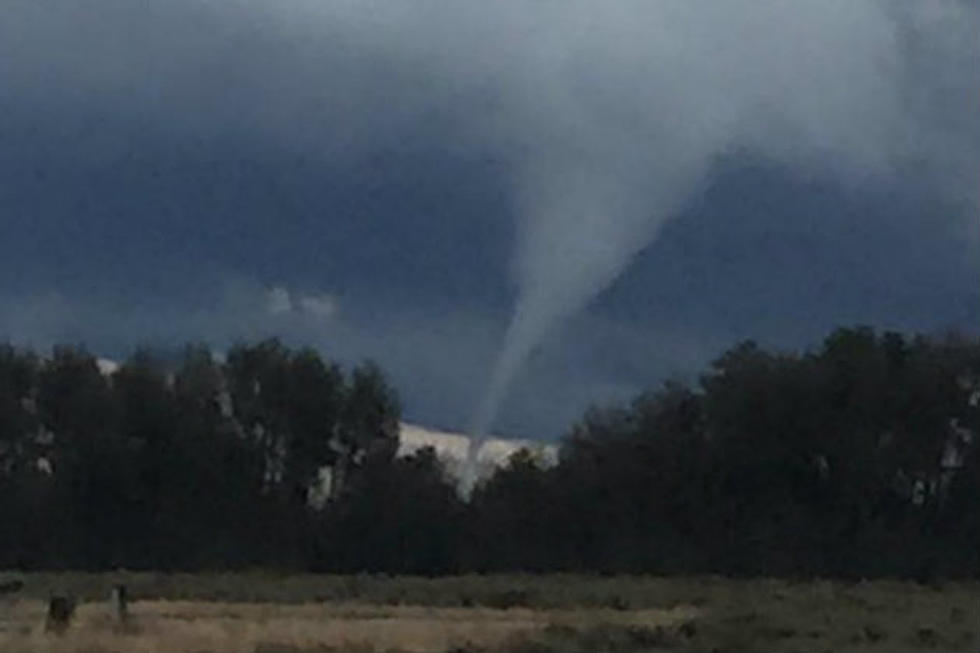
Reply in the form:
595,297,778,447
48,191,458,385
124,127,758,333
0,573,977,652
0,600,695,653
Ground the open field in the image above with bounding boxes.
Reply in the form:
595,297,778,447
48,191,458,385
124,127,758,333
0,573,977,652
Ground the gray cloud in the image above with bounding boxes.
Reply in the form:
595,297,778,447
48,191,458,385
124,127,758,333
3,2,974,189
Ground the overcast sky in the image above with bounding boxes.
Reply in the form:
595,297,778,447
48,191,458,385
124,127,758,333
1,1,978,439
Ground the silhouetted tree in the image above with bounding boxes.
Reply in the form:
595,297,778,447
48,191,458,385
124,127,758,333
0,328,976,577
318,447,462,574
467,449,557,571
37,345,123,567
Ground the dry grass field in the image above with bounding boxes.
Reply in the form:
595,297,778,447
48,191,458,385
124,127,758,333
0,573,977,652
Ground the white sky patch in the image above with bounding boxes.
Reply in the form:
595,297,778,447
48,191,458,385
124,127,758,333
265,286,293,315
266,286,338,321
299,293,338,320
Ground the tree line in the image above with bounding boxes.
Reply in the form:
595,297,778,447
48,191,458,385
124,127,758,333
0,327,978,578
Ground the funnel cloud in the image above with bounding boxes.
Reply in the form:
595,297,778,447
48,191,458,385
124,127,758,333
458,0,979,467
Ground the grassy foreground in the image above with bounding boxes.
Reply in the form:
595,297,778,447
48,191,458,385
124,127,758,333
0,573,977,652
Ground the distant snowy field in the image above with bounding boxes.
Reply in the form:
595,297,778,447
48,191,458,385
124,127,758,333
398,422,558,482
306,423,556,505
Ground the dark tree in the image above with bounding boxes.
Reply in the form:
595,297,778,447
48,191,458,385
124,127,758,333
318,446,462,574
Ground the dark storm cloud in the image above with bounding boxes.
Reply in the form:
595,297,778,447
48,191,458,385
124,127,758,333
0,0,977,436
2,2,974,200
